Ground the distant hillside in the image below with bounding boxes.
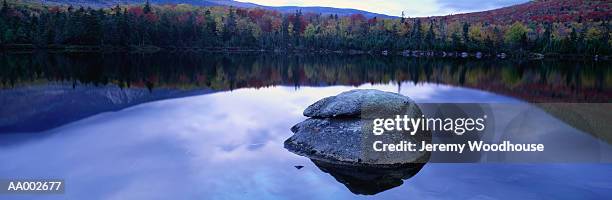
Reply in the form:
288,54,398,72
208,0,395,18
42,0,219,7
42,0,395,18
435,0,610,24
2,0,609,55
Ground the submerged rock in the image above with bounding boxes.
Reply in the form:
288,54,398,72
529,53,545,60
285,89,431,166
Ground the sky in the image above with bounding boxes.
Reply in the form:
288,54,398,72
234,0,529,17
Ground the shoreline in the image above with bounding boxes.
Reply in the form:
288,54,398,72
0,44,609,61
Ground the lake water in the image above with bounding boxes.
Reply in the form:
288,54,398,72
0,53,611,199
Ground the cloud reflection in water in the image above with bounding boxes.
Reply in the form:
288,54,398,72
0,82,610,199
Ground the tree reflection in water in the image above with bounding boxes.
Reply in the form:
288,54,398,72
1,53,609,103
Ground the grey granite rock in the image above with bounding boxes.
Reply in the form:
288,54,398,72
303,89,419,119
285,89,431,166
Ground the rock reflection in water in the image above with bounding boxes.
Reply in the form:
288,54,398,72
311,159,425,195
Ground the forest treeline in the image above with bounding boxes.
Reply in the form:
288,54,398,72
0,0,610,54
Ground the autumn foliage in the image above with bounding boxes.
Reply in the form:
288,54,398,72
0,0,609,54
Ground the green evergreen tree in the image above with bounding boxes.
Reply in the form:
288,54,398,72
425,23,435,49
462,22,470,47
143,0,151,14
411,18,422,49
222,7,237,44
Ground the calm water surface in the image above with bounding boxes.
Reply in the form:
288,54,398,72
0,54,611,199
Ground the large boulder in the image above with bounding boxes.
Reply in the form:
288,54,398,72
285,89,431,166
303,89,420,119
